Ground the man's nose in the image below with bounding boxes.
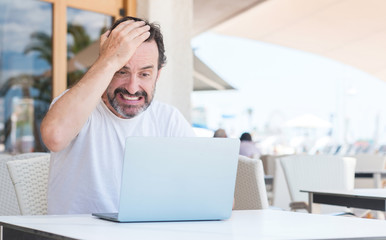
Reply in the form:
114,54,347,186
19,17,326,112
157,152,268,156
124,75,141,94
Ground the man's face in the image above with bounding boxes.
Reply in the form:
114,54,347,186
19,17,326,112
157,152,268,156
103,40,161,119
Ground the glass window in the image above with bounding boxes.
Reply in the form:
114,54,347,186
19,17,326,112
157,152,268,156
67,8,113,87
0,0,52,153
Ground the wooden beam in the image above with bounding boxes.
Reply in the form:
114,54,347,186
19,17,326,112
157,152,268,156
52,0,67,98
66,0,122,18
125,0,137,17
41,0,123,17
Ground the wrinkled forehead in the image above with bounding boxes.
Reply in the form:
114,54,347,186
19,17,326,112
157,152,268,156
124,40,159,70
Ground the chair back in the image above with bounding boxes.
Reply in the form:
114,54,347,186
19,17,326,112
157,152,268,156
260,154,290,176
0,152,50,216
6,155,50,215
279,155,356,213
353,154,386,188
0,154,19,215
260,154,291,208
234,155,269,210
272,157,292,210
10,152,50,161
353,154,386,172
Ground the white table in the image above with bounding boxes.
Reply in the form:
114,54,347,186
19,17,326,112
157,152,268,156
301,189,386,213
2,210,386,239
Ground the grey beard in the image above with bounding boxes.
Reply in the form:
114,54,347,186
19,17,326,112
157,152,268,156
107,88,154,119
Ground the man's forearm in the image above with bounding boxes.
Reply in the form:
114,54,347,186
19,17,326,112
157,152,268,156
40,59,116,152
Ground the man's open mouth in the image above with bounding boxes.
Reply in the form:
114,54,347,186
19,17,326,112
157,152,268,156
120,93,142,101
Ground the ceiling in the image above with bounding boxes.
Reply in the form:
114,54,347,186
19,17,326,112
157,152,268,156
193,0,386,82
194,54,235,91
193,0,265,36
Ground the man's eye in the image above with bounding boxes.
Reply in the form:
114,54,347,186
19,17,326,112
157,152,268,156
115,71,129,77
141,73,150,77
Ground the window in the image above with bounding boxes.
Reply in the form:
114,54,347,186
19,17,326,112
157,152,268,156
0,0,52,152
0,0,134,153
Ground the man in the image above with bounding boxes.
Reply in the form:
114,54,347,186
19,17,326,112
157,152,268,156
41,16,195,214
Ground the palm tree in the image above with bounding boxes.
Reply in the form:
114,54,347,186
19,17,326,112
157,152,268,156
67,24,93,86
23,32,52,64
67,23,91,55
2,24,95,152
23,31,52,103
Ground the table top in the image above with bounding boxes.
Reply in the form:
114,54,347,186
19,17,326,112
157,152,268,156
301,188,386,199
355,170,386,177
356,170,386,174
2,210,386,240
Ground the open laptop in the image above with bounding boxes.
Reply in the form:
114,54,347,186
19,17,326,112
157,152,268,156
92,136,240,222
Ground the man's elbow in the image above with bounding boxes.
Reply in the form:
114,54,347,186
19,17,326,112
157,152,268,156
41,125,68,152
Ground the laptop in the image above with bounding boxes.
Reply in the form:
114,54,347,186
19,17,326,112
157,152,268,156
92,136,240,222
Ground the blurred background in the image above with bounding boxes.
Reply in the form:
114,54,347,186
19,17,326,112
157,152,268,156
1,0,386,157
190,0,386,157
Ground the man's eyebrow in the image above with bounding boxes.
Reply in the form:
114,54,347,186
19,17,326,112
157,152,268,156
140,65,155,70
118,65,154,71
117,66,130,71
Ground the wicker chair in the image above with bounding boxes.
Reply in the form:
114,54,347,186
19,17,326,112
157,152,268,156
0,152,50,215
233,155,269,210
6,155,50,215
0,154,18,215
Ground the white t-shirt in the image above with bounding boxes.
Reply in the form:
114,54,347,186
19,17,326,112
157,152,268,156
47,98,195,214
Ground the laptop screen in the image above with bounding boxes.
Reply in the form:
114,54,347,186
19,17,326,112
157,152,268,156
115,137,240,222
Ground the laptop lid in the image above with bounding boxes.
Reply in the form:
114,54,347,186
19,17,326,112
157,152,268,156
114,136,240,222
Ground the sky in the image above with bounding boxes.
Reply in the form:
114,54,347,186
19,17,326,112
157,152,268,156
0,0,52,83
0,0,111,83
191,32,386,145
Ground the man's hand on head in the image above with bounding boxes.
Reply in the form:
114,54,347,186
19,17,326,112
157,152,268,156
98,20,151,71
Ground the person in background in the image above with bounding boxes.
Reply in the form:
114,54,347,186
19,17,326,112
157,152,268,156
213,128,227,138
239,132,260,158
40,16,195,214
